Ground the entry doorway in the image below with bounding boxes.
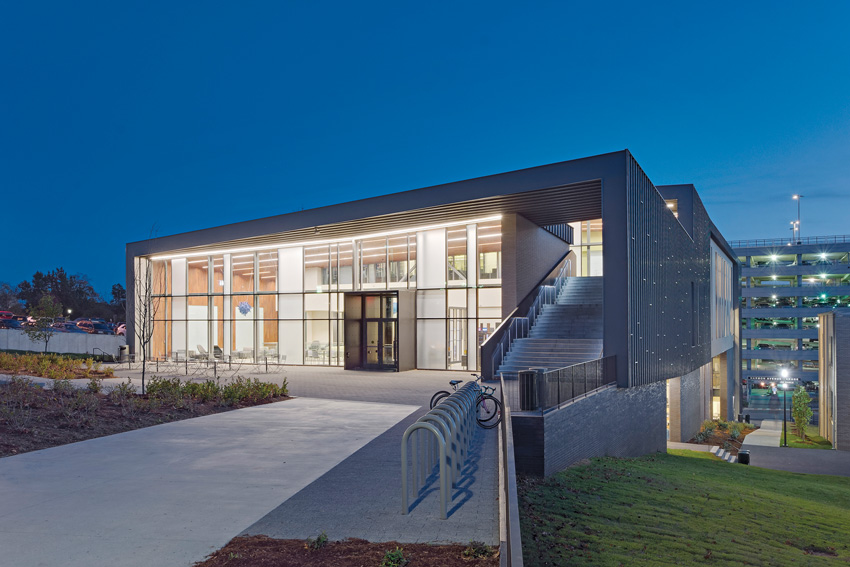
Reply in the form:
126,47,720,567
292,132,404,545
365,319,397,369
344,291,414,371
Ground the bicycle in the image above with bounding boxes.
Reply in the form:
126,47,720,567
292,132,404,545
430,374,502,428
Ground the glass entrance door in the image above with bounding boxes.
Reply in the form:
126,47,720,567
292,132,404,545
361,293,399,370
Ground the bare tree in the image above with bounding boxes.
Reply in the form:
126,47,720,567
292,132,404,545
133,229,161,394
24,295,62,353
134,257,159,394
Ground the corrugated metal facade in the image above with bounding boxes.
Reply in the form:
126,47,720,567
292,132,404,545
625,155,712,387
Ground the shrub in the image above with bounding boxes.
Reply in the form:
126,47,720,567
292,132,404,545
52,378,74,397
0,401,33,431
463,541,496,559
60,390,100,427
182,379,221,403
0,376,38,431
701,420,716,435
729,422,743,440
104,367,115,377
381,547,408,567
716,419,729,430
305,531,328,550
219,376,286,406
107,379,138,416
87,377,103,394
146,376,184,407
792,385,813,441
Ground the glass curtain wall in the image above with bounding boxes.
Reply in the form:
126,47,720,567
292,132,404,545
567,219,603,276
146,219,501,370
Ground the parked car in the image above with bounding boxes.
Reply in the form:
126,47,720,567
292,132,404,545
0,319,24,330
53,322,89,334
115,323,126,336
76,320,114,334
0,311,14,320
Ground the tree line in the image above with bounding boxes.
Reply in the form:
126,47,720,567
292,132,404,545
0,268,125,322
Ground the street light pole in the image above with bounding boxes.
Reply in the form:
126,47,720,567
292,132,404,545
793,195,804,243
780,368,789,447
782,383,788,447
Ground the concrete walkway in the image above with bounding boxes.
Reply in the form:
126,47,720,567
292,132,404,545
0,367,500,565
743,445,850,477
244,408,499,544
741,419,783,447
0,397,418,567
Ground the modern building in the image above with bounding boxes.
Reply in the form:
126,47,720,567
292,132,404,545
732,236,850,397
819,310,850,450
126,150,739,468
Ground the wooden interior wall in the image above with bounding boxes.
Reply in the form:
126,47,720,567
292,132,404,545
187,264,208,294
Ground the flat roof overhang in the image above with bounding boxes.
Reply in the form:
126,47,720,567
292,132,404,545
128,173,607,258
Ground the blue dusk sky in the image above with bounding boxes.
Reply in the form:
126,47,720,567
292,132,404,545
1,2,848,297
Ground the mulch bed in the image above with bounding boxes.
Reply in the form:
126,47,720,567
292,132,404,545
194,536,499,567
687,425,758,455
0,384,290,458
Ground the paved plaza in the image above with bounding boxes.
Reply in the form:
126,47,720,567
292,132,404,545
0,366,500,566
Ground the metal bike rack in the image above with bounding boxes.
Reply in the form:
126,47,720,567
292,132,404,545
401,381,481,519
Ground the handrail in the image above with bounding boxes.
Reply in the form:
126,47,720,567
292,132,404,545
499,375,524,567
489,258,572,378
535,356,617,411
730,234,850,248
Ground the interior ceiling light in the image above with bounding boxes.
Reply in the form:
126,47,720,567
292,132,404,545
150,214,502,260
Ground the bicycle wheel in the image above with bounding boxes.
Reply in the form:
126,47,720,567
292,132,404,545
430,390,451,409
476,395,502,428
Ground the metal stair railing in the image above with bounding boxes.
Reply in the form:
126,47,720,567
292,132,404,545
491,259,572,376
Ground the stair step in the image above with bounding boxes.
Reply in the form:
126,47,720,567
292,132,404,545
498,277,605,374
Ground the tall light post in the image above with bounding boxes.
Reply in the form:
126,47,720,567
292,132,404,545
780,368,789,447
792,195,804,243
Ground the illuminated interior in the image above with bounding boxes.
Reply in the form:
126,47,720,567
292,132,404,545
144,218,502,370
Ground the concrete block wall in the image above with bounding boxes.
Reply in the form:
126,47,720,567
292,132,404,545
542,381,667,476
512,381,667,476
0,330,125,357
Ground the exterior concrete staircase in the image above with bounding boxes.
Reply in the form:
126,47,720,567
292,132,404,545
496,277,603,377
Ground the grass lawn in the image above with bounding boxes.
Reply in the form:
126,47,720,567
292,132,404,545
519,450,850,566
782,422,832,449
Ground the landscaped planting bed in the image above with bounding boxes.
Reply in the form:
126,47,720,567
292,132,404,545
687,418,758,455
194,535,499,567
780,421,832,449
0,352,117,380
0,375,289,457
